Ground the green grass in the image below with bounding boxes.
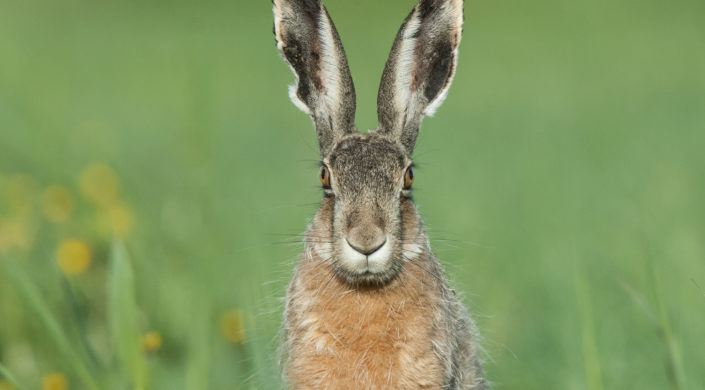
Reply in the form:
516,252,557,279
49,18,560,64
575,262,604,390
108,241,146,389
0,362,24,389
1,0,704,388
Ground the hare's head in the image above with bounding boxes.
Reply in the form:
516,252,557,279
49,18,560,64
274,0,463,285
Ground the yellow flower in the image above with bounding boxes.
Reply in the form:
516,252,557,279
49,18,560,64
56,240,92,275
142,331,163,352
95,203,135,238
41,185,74,223
220,309,246,343
109,203,134,237
42,373,66,390
0,380,16,390
78,163,119,207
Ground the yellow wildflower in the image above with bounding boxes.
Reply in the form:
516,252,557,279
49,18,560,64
142,331,163,352
56,240,92,275
109,203,134,237
0,380,16,390
41,185,74,223
42,373,66,390
220,309,246,343
78,163,119,207
95,203,134,238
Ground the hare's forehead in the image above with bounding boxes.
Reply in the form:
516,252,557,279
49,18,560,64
327,136,407,185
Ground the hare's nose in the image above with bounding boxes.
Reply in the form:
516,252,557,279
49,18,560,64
346,226,386,256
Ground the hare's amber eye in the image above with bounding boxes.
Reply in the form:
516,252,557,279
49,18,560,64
404,167,414,189
320,166,331,187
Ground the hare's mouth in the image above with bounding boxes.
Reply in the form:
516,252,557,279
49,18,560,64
339,236,393,276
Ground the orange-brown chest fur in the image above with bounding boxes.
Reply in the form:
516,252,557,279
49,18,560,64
285,251,449,389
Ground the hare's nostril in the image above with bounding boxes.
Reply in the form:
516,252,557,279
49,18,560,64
345,228,387,256
346,238,386,256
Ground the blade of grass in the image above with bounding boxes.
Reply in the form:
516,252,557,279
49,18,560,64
574,265,604,390
1,260,100,390
618,275,687,390
185,294,211,390
108,241,147,390
61,277,100,367
650,265,686,390
0,362,26,390
691,278,705,300
629,240,688,390
616,279,657,324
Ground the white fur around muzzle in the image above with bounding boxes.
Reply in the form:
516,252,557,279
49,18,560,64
340,236,393,275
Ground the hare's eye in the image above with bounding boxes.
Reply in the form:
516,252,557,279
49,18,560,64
320,166,331,187
404,167,414,189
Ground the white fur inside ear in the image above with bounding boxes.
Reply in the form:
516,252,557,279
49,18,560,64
394,12,422,128
288,83,312,115
317,10,341,119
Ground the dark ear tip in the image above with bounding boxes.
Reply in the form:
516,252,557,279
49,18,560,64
284,0,323,13
273,0,323,12
416,0,464,19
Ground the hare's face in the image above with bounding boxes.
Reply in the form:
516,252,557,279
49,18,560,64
322,133,412,285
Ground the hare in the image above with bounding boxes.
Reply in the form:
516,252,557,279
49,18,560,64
273,0,485,388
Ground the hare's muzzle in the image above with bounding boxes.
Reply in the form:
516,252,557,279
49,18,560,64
340,225,392,276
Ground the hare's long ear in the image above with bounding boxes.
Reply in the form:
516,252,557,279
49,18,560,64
273,0,357,157
377,0,463,154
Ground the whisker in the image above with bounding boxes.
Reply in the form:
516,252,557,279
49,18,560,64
316,268,340,299
401,254,446,286
400,264,426,289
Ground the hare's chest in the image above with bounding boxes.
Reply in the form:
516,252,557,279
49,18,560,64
287,283,447,389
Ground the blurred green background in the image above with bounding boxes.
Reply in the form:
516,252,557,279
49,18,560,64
1,0,704,388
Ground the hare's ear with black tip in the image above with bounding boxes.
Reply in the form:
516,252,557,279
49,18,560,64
377,0,463,154
273,0,357,157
